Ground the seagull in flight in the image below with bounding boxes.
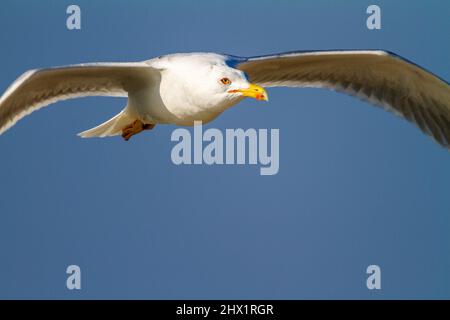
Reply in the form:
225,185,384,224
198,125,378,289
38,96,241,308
0,50,449,148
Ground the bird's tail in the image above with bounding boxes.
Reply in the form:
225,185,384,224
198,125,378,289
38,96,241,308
78,110,133,138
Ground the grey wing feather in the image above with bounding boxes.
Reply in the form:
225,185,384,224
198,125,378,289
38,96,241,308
235,50,450,148
0,62,158,134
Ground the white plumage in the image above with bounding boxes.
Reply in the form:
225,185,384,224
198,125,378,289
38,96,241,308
0,50,449,147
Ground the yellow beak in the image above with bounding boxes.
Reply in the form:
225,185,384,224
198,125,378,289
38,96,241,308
228,83,268,101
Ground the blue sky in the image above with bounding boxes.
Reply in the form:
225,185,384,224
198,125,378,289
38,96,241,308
0,0,449,299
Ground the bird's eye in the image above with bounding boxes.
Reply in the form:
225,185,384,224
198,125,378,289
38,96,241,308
220,77,232,85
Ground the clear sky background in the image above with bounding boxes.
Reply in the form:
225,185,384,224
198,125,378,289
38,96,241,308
0,0,449,299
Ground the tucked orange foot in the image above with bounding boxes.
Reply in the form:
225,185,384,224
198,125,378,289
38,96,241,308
121,120,155,141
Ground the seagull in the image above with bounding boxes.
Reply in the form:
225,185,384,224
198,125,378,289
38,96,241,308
0,50,449,148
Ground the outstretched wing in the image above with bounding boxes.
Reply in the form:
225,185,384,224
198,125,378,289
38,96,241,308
234,50,450,148
0,62,159,134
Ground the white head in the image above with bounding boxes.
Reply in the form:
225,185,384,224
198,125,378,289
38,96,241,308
155,53,268,112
